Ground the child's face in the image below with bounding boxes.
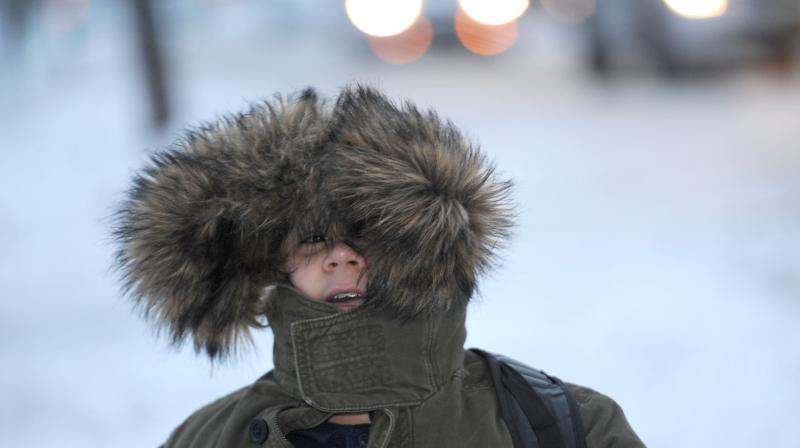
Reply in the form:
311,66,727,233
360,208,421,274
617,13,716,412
282,237,368,311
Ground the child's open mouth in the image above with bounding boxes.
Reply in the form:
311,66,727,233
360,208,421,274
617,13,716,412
326,291,367,311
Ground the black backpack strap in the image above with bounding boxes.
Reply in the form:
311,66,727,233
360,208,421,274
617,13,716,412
477,349,531,448
472,349,585,448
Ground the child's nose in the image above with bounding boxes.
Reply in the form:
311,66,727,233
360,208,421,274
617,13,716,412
323,242,366,272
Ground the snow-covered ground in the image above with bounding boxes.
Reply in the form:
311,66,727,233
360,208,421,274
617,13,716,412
1,3,799,447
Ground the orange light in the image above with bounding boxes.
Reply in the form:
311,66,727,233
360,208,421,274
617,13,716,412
455,7,519,56
541,0,595,24
367,16,434,64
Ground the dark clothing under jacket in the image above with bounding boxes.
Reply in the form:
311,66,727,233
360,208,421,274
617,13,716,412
287,421,370,447
162,286,644,448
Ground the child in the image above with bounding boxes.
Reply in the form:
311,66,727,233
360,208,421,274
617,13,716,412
115,86,643,447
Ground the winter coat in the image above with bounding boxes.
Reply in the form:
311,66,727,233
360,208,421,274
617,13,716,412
112,86,643,447
160,286,644,448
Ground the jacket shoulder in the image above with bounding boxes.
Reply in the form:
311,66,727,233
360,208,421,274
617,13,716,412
465,350,644,448
162,372,296,448
163,386,250,448
565,383,645,448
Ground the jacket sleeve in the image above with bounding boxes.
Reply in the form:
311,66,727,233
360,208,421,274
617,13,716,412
566,383,645,448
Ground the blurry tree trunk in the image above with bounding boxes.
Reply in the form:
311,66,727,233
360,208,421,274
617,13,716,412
132,0,170,129
0,0,35,61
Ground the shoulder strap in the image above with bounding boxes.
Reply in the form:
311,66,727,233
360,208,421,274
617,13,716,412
471,349,586,448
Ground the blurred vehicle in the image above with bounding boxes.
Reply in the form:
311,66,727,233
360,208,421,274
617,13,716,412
587,0,800,75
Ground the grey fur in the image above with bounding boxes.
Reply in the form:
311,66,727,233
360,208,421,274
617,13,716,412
113,86,513,359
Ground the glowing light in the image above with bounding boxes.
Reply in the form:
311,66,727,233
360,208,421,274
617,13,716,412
458,0,529,26
45,0,91,32
367,16,433,64
345,0,423,37
455,8,519,56
541,0,595,24
662,0,728,19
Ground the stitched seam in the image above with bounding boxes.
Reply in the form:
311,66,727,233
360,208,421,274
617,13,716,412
264,406,295,448
375,408,397,448
407,408,415,448
424,318,437,390
463,383,495,392
295,398,423,413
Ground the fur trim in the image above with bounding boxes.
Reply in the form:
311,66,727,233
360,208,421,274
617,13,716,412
114,89,330,358
113,86,513,359
329,87,513,316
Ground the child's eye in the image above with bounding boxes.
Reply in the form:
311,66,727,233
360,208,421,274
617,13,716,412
301,234,326,245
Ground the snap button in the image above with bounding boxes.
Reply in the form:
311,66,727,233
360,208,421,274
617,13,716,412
249,418,269,445
357,432,369,447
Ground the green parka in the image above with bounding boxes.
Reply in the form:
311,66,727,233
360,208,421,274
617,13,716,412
112,86,643,447
162,286,644,448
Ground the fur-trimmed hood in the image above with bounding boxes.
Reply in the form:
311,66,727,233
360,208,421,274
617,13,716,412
114,86,513,359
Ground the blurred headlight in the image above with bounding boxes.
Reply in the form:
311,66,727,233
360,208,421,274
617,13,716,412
345,0,423,37
662,0,728,19
458,0,530,26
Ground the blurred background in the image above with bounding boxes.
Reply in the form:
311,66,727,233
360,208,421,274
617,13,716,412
1,0,799,447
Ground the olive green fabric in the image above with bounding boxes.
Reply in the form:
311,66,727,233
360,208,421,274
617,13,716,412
568,384,645,448
265,285,467,412
162,287,644,447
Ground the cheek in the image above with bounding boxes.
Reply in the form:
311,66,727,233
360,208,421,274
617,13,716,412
285,254,327,301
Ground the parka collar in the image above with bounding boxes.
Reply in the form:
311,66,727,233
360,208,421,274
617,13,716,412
264,285,467,413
